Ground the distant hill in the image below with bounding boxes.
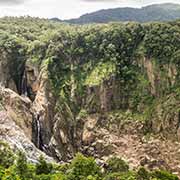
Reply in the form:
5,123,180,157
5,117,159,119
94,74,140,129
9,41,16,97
52,3,180,24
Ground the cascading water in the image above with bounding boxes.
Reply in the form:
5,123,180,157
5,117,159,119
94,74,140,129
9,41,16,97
36,114,41,149
32,113,43,150
21,71,28,96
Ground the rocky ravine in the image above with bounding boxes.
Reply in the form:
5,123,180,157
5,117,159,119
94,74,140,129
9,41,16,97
0,56,180,176
0,18,179,177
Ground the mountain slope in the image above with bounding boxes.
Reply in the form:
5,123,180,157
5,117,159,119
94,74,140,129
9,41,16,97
0,17,180,177
61,3,180,24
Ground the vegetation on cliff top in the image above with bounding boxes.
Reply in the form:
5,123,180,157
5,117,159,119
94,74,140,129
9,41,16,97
0,16,179,122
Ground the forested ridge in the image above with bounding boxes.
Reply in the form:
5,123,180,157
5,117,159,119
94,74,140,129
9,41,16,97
0,17,179,179
54,3,180,24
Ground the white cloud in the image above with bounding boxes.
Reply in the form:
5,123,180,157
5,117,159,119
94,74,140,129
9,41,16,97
0,0,26,5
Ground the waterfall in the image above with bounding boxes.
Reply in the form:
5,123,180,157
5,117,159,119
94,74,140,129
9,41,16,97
32,113,43,150
36,115,41,149
21,71,28,96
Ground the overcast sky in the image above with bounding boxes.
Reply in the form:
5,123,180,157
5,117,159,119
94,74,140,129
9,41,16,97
0,0,179,19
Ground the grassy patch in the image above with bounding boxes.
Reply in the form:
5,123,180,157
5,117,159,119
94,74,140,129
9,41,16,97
85,61,116,87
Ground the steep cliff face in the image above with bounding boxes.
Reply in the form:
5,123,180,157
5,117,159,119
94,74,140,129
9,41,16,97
0,51,18,92
0,18,179,175
0,86,52,162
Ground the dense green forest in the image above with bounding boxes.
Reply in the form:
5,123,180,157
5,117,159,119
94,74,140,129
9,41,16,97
1,16,178,114
0,17,180,179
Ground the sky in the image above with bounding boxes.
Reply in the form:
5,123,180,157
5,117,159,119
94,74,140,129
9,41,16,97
0,0,179,20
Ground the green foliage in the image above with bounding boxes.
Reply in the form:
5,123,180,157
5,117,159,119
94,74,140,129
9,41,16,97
0,17,178,116
172,50,180,69
144,22,180,64
0,151,178,180
2,167,21,180
103,172,137,180
77,109,88,120
151,170,179,180
0,17,179,180
0,166,5,179
36,155,53,175
137,167,150,180
106,157,129,173
0,141,14,169
35,173,67,180
15,151,30,180
67,153,101,180
85,61,116,86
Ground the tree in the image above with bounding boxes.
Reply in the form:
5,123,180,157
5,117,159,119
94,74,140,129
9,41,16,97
15,151,28,180
67,153,101,180
36,155,53,175
106,157,129,173
0,141,14,168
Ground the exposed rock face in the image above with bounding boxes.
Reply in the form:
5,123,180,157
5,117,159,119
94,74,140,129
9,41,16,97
84,76,123,113
0,53,179,176
25,62,39,101
82,115,98,145
80,114,180,177
0,18,179,179
0,87,52,162
31,68,56,151
0,51,17,92
0,87,32,139
143,58,178,97
147,93,180,139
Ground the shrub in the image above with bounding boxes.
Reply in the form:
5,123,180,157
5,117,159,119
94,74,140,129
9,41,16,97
0,166,5,179
54,163,70,173
106,157,129,173
103,172,137,180
67,153,101,180
137,167,150,180
2,167,21,180
151,170,178,180
15,151,29,180
36,155,53,175
35,173,67,180
0,141,15,168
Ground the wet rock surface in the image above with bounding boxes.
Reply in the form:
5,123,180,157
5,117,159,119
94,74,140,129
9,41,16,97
0,104,53,163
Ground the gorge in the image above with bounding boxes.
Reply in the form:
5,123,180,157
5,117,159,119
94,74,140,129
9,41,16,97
0,17,179,178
